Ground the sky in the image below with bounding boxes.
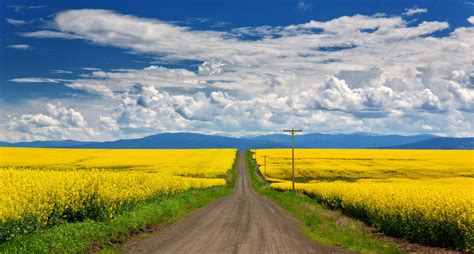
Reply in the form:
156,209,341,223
1,0,473,142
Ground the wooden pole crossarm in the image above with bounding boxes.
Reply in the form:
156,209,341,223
283,129,302,133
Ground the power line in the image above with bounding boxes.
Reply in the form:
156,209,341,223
329,0,381,76
351,0,440,88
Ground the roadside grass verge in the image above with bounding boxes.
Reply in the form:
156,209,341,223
246,151,402,254
0,152,239,254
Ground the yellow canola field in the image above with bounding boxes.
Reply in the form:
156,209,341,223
0,169,224,224
272,178,474,250
254,149,474,180
0,148,236,177
254,149,474,251
0,148,236,225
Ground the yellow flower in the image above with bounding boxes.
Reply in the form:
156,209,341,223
0,148,235,224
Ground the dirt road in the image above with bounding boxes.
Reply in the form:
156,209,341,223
125,151,352,254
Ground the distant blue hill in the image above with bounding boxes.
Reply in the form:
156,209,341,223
0,140,92,148
76,133,280,149
245,133,436,148
0,132,472,149
383,137,474,150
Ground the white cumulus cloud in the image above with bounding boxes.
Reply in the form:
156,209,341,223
6,18,29,26
7,103,94,141
7,44,31,50
468,16,474,25
403,7,428,16
10,77,63,83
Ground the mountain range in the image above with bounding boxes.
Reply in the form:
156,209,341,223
1,132,472,149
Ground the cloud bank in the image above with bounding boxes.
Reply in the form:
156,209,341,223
7,103,95,141
5,9,474,141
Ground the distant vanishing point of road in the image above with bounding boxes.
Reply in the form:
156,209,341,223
125,151,352,254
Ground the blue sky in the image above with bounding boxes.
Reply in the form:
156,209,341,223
1,0,473,141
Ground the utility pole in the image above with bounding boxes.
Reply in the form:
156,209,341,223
263,155,267,178
283,129,302,191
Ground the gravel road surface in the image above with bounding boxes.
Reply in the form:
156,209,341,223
125,151,353,254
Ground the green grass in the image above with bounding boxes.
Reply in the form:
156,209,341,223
246,151,403,254
0,152,239,254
